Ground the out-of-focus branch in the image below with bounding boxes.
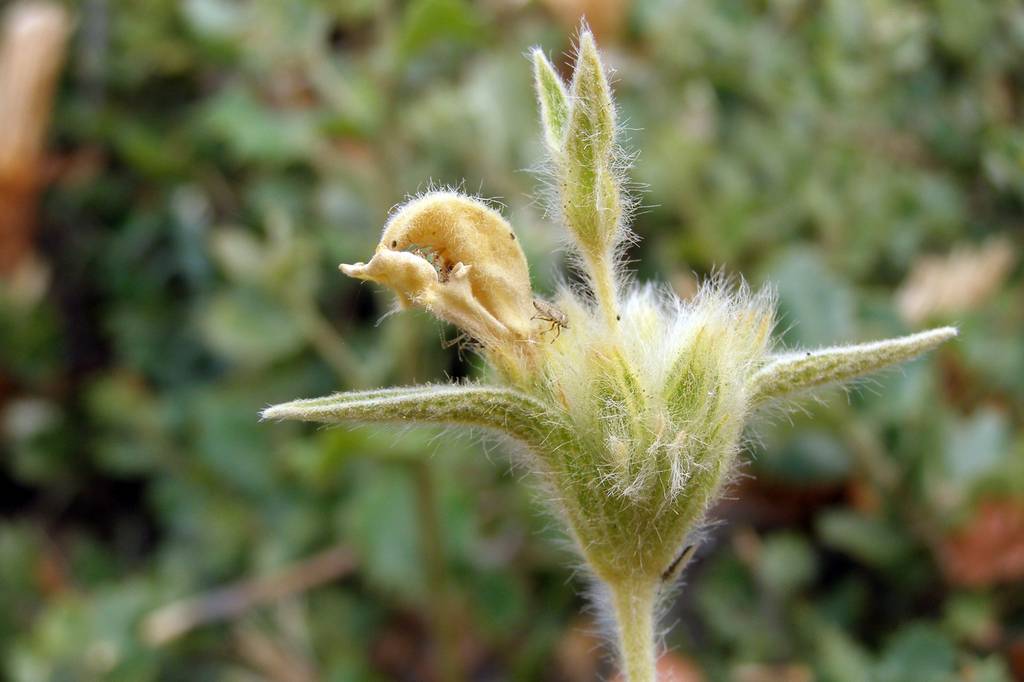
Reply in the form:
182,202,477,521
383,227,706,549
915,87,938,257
141,546,356,646
234,623,319,682
290,294,374,389
413,460,464,682
0,2,70,274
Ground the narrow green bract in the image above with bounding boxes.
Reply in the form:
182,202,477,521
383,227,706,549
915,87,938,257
532,49,569,153
262,384,573,465
750,326,957,405
561,32,622,259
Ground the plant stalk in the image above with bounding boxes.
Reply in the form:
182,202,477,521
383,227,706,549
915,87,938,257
586,252,620,328
291,296,373,389
609,577,657,682
412,460,463,682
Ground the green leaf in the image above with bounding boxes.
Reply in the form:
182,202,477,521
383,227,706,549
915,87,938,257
813,624,875,682
469,570,529,635
757,532,817,598
943,408,1009,483
566,31,615,165
262,384,569,458
943,592,997,645
561,29,620,254
201,88,318,165
398,0,484,59
816,510,910,568
768,249,855,348
876,624,956,682
200,289,305,367
750,327,957,405
340,463,424,600
532,49,569,153
755,430,852,485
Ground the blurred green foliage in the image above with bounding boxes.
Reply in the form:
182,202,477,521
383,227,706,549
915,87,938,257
1,0,1022,679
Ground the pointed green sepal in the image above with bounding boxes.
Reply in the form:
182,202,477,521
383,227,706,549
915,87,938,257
532,48,570,153
749,326,957,405
566,30,615,164
561,29,619,253
261,384,569,454
552,28,626,322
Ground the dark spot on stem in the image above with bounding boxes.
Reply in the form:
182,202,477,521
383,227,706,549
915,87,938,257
391,240,397,248
661,544,695,582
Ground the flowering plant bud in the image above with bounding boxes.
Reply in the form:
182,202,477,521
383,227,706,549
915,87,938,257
532,49,569,154
533,33,630,324
265,26,956,682
340,192,540,380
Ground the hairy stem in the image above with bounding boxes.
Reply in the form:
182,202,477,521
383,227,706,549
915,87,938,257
609,578,657,682
141,547,356,645
587,252,620,328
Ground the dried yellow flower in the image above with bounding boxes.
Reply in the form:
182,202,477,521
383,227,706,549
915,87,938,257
341,192,539,379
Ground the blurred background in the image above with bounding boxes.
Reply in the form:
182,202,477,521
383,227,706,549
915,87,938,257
1,0,1022,680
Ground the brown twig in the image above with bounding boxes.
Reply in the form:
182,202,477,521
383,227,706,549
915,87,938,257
413,460,464,682
141,546,356,646
0,2,70,274
234,623,319,682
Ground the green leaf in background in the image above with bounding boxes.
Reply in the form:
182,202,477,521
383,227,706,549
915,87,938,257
958,656,1014,682
876,624,956,682
7,581,162,682
181,0,246,40
942,591,998,647
767,249,856,348
200,288,305,366
87,373,168,476
0,525,43,644
754,429,852,485
2,398,72,485
468,569,528,636
398,0,485,59
0,299,62,385
817,510,911,569
811,623,874,682
757,532,818,598
192,386,276,495
697,553,781,658
106,117,192,179
943,408,1010,484
339,463,425,601
201,88,320,165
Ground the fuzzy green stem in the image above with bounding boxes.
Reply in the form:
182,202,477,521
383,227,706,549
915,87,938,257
609,578,657,682
588,252,620,328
